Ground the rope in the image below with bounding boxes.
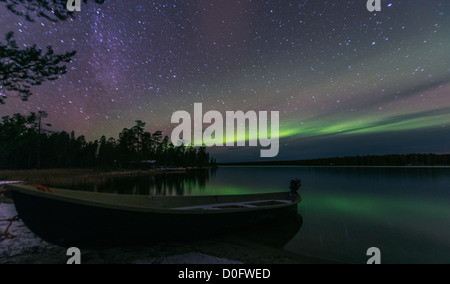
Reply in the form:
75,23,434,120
29,184,53,193
0,216,20,240
0,184,51,239
1,185,53,194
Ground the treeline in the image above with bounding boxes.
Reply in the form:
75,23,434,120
223,154,450,167
0,112,215,170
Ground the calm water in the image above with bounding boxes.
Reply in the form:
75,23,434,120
69,166,450,264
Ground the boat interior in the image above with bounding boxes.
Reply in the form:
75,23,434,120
6,184,299,211
173,200,292,211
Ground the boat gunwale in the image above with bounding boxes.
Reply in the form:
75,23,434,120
6,184,301,215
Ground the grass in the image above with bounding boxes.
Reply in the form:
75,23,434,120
0,169,162,188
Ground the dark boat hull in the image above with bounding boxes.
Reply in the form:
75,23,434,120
11,190,299,247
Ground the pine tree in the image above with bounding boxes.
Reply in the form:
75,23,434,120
0,0,104,104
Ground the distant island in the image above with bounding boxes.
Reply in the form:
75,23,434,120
221,154,450,167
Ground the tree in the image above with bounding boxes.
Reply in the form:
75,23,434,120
100,136,117,167
118,128,134,167
132,120,146,153
36,110,52,168
0,32,76,104
0,112,39,168
197,146,210,168
0,0,104,104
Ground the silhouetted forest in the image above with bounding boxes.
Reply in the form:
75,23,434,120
0,112,215,170
223,154,450,167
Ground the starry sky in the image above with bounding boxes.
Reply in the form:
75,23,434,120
1,0,449,162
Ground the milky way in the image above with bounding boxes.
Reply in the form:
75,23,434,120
1,0,449,162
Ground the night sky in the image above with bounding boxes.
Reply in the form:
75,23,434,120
1,0,449,162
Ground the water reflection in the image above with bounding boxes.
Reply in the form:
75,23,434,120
72,168,216,196
226,213,303,248
57,166,450,263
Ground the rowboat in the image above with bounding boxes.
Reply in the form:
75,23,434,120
5,184,301,247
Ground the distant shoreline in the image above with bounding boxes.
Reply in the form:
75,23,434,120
219,165,450,169
219,153,450,167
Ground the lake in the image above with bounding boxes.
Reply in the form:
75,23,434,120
68,166,450,264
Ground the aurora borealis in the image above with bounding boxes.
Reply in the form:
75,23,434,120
1,0,449,162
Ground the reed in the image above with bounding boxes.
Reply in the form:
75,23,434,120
0,169,162,188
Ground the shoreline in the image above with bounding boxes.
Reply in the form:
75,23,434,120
219,165,450,169
0,168,190,190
